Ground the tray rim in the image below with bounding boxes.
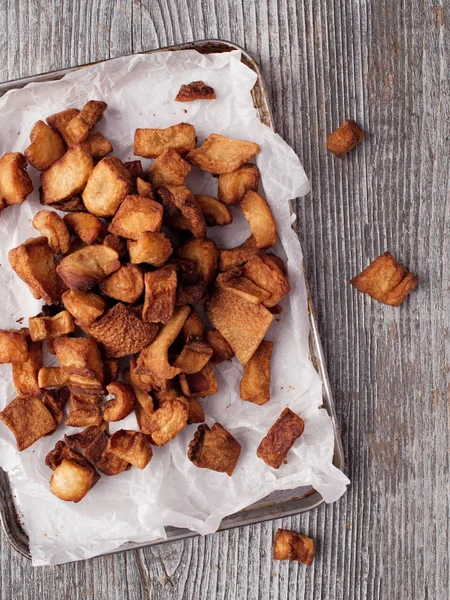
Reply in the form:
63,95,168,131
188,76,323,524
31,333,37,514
0,38,345,563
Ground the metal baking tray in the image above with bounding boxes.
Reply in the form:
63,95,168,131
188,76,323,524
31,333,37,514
0,39,344,562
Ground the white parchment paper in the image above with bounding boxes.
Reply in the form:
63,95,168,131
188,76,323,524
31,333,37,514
0,50,350,566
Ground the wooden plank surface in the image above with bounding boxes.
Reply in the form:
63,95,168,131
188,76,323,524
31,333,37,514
0,1,449,598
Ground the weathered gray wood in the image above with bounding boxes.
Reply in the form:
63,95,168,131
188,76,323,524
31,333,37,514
1,0,449,598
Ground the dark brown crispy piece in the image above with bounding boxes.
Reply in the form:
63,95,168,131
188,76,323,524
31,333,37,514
157,185,206,239
0,330,29,364
188,423,241,476
175,81,216,102
42,388,70,429
240,340,273,405
219,236,259,271
41,195,87,212
45,440,91,470
257,408,305,469
184,362,218,397
0,396,56,451
9,237,67,305
64,423,107,450
0,152,34,207
350,252,418,306
103,233,128,258
65,392,103,428
327,119,365,158
103,358,120,385
96,441,132,476
76,302,158,358
181,309,205,342
218,163,260,205
12,340,42,396
142,265,177,324
273,529,315,566
187,397,205,424
205,328,234,364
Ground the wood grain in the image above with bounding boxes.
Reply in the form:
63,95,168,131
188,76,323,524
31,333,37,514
1,1,449,598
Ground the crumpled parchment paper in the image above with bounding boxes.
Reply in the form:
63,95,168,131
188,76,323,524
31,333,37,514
0,49,350,566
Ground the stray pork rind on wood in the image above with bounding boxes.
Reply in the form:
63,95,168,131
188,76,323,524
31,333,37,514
273,529,315,566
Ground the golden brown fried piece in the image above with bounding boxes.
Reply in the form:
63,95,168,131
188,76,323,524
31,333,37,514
41,195,87,212
186,134,260,174
273,529,315,566
65,101,107,145
206,286,273,364
9,237,67,304
29,310,75,342
0,396,56,450
243,253,290,307
181,309,205,342
42,388,70,428
65,392,103,427
108,430,152,469
76,302,158,358
62,289,106,325
108,194,163,239
46,108,80,145
57,245,120,290
86,131,113,159
0,330,28,363
148,397,189,446
12,340,42,396
128,232,173,266
32,210,71,255
217,163,260,205
216,269,271,304
102,381,136,422
157,185,206,238
82,157,131,217
136,177,154,199
0,152,34,207
135,306,191,380
187,397,205,424
142,266,177,324
24,121,66,171
103,233,127,258
81,431,110,465
350,252,418,306
175,237,218,298
188,423,241,476
327,120,365,158
38,366,70,388
173,339,213,374
40,144,94,205
240,340,273,405
194,194,232,227
205,328,234,364
123,368,154,435
63,212,105,244
257,408,305,469
54,337,104,391
219,236,259,271
134,123,196,158
99,264,144,303
50,458,99,502
175,81,216,102
183,362,218,397
241,190,277,249
146,148,191,187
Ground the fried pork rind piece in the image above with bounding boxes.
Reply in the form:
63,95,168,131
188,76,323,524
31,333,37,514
64,423,107,450
205,328,234,364
108,194,163,239
216,269,271,304
29,310,75,342
46,439,91,470
0,152,34,207
173,339,213,374
219,235,259,271
64,101,107,145
102,381,136,422
142,265,177,324
82,157,131,217
146,148,191,187
62,289,106,325
54,337,104,391
65,392,103,427
175,81,216,102
12,339,42,396
186,134,260,174
0,396,56,450
50,458,99,502
9,237,67,305
135,306,191,381
194,194,232,227
103,358,120,386
103,233,127,258
148,397,189,446
32,210,71,255
38,366,70,388
206,286,274,364
124,159,144,182
187,397,205,424
42,195,87,212
134,123,197,158
257,408,305,469
64,212,105,244
136,177,154,199
188,423,241,476
327,119,365,158
128,232,173,267
350,252,418,306
109,429,153,469
99,264,144,303
240,190,277,249
86,131,113,159
76,302,158,358
273,529,315,566
40,144,94,205
57,245,120,290
174,237,219,304
0,330,28,363
24,121,66,171
69,426,129,476
42,387,70,428
157,185,207,238
123,367,154,435
240,340,273,405
46,108,80,145
181,309,205,342
217,163,260,205
181,362,218,397
243,253,290,308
